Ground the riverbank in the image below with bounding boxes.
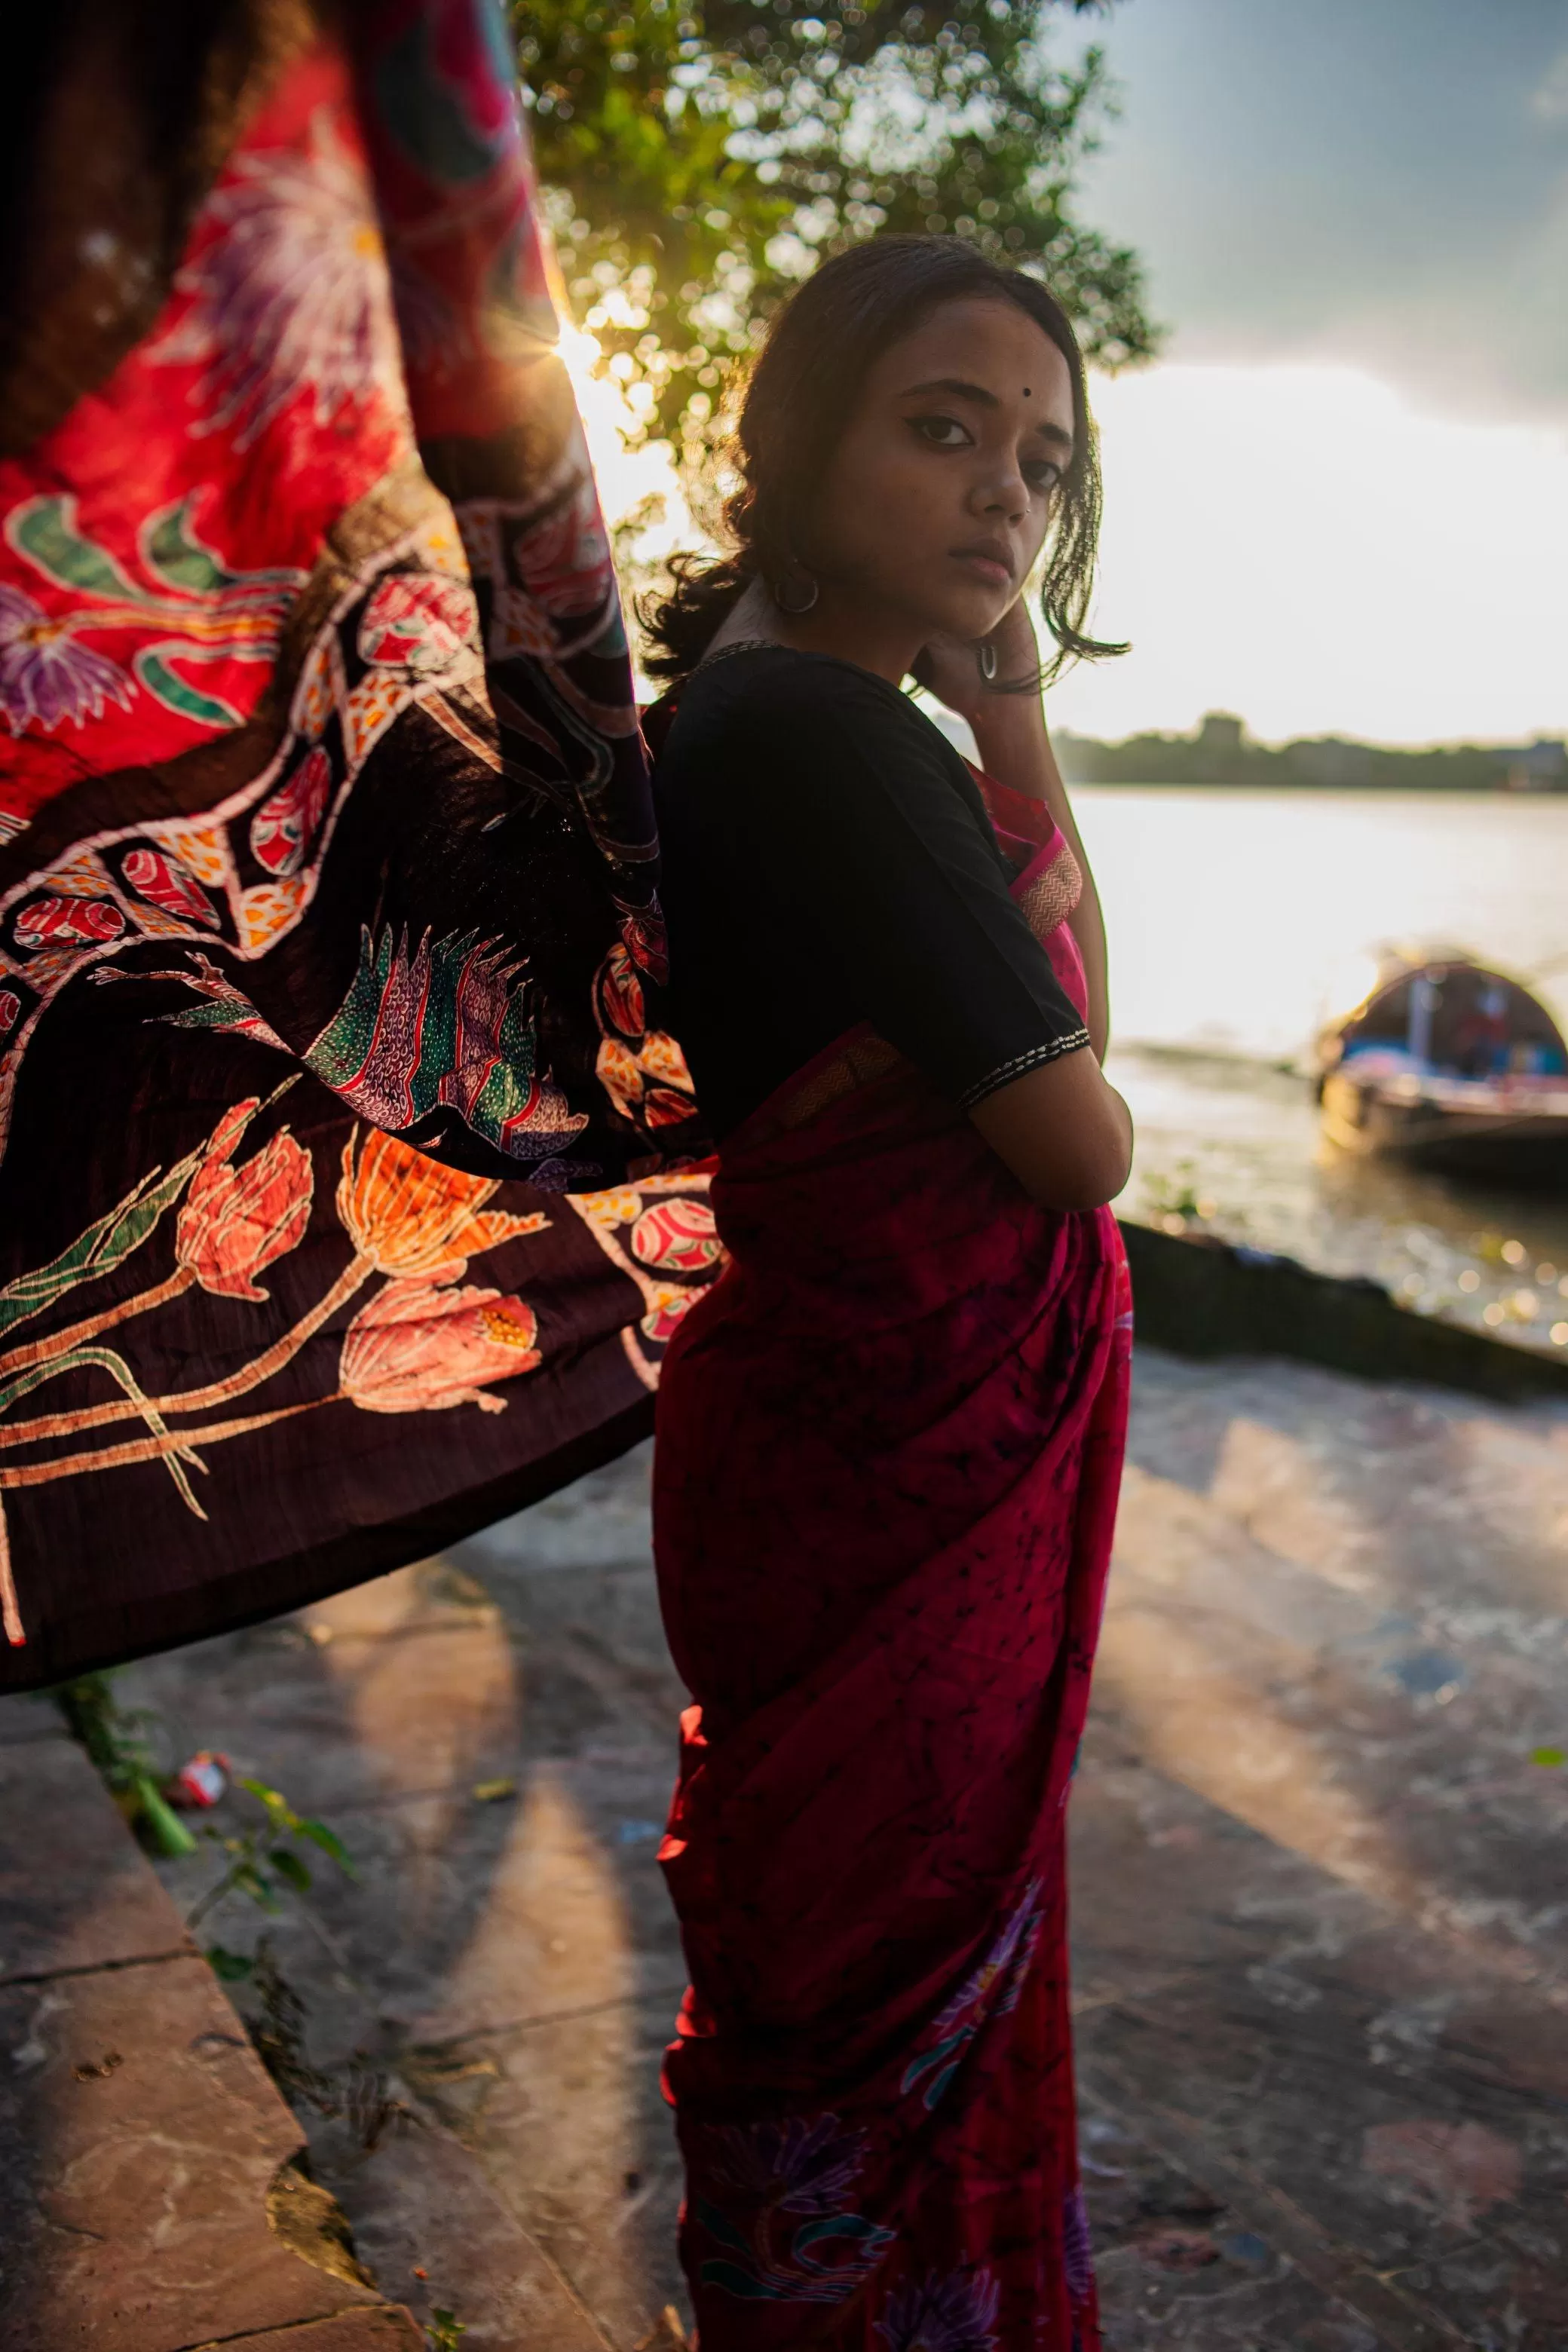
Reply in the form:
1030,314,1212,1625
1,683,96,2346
1113,1043,1568,1359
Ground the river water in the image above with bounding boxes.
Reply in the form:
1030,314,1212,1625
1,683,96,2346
1070,788,1568,1357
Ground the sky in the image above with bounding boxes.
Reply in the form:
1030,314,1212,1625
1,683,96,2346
1041,0,1568,745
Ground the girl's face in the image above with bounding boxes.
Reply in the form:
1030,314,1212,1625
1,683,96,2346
809,294,1075,651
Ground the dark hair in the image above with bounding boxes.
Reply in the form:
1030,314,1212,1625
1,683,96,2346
641,234,1126,685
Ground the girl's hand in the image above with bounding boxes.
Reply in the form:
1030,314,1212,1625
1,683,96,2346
912,597,1041,724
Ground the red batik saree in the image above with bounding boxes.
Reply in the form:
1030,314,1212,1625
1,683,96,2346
0,0,718,1686
654,772,1132,2349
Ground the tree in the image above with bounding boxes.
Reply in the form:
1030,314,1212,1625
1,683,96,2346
513,0,1158,443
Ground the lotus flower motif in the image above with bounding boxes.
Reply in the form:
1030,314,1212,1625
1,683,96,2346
176,1097,314,1300
153,105,400,450
336,1126,546,1279
874,2268,1001,2352
0,583,132,734
340,1278,540,1413
706,2115,868,2217
619,905,669,985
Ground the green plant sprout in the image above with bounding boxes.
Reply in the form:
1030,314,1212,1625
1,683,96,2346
51,1669,198,1857
427,2313,467,2352
187,1775,353,1940
52,1668,406,2143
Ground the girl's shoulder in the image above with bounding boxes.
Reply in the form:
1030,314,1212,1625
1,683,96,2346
656,645,953,773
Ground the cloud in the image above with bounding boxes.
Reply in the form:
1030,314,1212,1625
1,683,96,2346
1530,50,1568,122
1075,0,1568,426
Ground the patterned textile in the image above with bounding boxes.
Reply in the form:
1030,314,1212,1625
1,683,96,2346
0,0,717,1687
654,776,1132,2348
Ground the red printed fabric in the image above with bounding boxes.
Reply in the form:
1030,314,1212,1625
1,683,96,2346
654,779,1132,2350
0,2,715,1688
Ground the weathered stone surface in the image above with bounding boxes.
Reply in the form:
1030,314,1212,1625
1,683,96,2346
0,1691,62,1744
188,2311,425,2349
0,1722,194,1984
0,1955,381,2350
337,2119,614,2349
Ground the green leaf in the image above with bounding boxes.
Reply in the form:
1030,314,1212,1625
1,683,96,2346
133,1775,199,1858
694,2196,753,2256
233,1864,282,1913
10,493,146,599
1530,1745,1566,1768
0,1343,209,1521
205,1944,256,1982
270,1848,312,1892
142,494,305,597
133,647,245,730
239,1776,300,1833
697,2260,776,2299
0,1146,205,1340
298,1817,353,1873
792,2212,894,2251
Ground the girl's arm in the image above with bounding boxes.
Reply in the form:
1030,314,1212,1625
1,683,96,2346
968,693,1110,1062
920,599,1111,1058
917,604,1129,1208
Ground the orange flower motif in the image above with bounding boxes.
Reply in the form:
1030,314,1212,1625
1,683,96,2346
175,1097,314,1301
594,1029,698,1131
339,1279,541,1414
336,1127,547,1279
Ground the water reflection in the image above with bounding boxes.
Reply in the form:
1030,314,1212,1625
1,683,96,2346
1110,1042,1568,1356
1067,786,1568,1358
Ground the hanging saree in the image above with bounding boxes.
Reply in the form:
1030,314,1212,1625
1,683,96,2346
654,767,1132,2348
0,0,718,1689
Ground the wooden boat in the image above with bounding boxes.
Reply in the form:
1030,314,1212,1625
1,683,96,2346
1313,948,1568,1184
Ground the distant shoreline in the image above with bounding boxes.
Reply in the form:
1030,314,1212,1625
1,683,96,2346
1062,774,1568,795
1055,712,1568,795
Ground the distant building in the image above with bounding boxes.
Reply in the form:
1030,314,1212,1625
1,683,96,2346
1500,738,1568,792
1196,710,1243,752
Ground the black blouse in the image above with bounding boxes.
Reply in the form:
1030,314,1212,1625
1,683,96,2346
651,645,1091,1142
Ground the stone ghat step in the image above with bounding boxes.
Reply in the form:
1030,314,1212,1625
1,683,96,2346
1119,1217,1568,1403
0,1707,429,2352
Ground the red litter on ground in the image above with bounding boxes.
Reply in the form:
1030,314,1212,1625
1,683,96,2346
168,1751,229,1808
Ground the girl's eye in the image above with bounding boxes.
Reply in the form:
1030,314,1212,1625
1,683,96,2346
909,414,972,449
1024,459,1062,493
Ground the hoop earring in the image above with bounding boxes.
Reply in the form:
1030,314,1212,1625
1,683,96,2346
771,568,819,617
978,642,998,684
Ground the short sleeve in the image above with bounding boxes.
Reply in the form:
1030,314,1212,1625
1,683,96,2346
688,654,1090,1112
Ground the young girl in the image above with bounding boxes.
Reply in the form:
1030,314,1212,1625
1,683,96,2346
645,234,1134,2351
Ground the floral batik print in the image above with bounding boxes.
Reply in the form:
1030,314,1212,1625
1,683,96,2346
875,2267,1002,2352
902,1881,1047,2113
1,492,303,740
692,2115,897,2308
0,1102,550,1648
568,1175,725,1388
0,7,710,1707
150,104,403,451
